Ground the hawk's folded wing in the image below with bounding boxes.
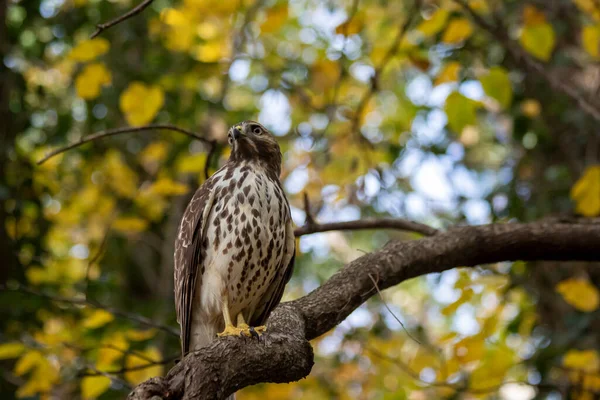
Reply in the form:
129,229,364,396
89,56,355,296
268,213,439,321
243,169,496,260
174,182,217,355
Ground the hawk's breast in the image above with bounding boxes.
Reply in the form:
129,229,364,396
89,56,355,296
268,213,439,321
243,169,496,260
197,162,289,320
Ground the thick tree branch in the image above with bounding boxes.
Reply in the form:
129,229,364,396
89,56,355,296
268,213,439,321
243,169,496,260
90,0,154,39
37,125,209,165
129,220,600,399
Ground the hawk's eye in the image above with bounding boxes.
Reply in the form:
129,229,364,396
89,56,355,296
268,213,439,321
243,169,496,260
252,126,262,135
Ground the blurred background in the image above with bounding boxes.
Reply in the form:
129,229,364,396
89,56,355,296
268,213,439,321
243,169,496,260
1,0,600,398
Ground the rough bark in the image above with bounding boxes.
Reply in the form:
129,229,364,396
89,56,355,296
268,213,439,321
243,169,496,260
129,221,600,400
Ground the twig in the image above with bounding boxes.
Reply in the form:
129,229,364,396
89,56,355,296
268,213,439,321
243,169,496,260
83,355,178,376
368,273,421,344
83,364,133,390
220,0,266,101
350,0,421,142
85,218,114,300
90,0,155,39
294,217,438,237
204,141,218,180
1,283,178,336
37,124,209,165
455,0,600,122
302,192,315,226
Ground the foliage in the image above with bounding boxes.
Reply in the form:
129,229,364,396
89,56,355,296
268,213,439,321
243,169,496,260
1,0,600,399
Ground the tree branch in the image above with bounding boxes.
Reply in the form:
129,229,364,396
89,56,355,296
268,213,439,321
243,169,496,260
90,0,154,39
1,283,179,336
294,217,438,237
37,125,209,165
129,220,600,399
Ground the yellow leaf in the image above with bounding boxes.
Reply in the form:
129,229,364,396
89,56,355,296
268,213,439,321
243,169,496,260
519,22,555,61
556,278,600,312
0,342,25,359
194,40,227,63
69,38,110,62
103,150,139,198
454,335,485,364
176,153,208,174
261,5,288,33
124,347,163,385
469,344,515,391
523,5,547,26
441,288,473,316
521,99,541,117
571,165,600,217
83,309,114,329
480,66,512,109
336,17,363,35
140,142,169,166
416,9,449,37
75,62,112,100
113,217,148,233
435,61,461,85
564,349,600,373
119,82,165,126
97,333,129,370
148,177,189,196
14,350,43,376
574,0,600,21
126,329,157,341
444,91,478,133
311,60,340,90
81,376,111,399
582,25,600,59
442,18,473,44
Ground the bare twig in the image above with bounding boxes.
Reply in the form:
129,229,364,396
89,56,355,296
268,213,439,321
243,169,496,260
1,283,178,336
368,273,421,344
85,218,114,299
83,355,178,377
204,141,218,180
37,124,208,165
90,0,155,39
294,217,439,237
455,0,600,122
302,192,315,226
83,364,133,390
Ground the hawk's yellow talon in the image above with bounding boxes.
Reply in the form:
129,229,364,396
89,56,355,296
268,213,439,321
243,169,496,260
252,325,266,335
217,324,243,337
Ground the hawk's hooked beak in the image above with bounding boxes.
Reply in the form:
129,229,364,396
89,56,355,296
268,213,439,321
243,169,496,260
231,125,243,141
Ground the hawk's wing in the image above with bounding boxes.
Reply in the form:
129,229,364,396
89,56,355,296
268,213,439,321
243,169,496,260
174,181,217,356
251,217,296,326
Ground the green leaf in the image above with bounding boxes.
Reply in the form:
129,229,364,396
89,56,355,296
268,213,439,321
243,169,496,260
444,91,478,133
480,67,512,109
519,23,555,61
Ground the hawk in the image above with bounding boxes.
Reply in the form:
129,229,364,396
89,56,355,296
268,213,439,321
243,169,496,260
174,120,295,357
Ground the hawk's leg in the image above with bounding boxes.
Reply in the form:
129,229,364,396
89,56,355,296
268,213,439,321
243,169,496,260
236,313,266,337
217,296,244,337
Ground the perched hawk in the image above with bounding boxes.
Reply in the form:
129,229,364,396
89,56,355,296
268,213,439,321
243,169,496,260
174,121,295,356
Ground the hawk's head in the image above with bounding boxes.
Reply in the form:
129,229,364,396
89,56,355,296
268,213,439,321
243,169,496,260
227,120,282,176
